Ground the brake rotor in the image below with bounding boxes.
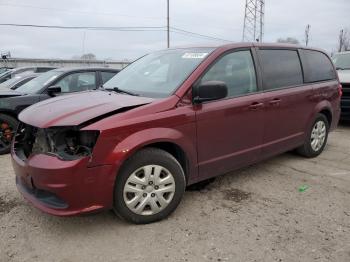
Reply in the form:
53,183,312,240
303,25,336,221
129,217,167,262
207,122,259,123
4,129,13,141
0,122,13,142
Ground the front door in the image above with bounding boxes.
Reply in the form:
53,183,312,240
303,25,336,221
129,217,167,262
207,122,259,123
195,49,265,180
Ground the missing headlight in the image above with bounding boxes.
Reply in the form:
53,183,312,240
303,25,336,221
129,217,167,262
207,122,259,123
31,127,99,160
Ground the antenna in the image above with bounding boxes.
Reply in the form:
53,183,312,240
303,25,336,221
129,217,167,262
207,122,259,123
242,0,265,42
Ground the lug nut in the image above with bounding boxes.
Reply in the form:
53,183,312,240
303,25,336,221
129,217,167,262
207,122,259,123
141,186,146,190
151,193,155,197
143,193,147,197
149,181,153,185
154,186,159,190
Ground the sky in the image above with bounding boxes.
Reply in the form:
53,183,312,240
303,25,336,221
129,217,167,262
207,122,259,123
0,0,349,61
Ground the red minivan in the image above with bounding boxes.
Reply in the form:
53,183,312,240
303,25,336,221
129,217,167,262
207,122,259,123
11,43,341,224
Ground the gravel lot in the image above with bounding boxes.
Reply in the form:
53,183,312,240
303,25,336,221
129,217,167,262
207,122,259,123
1,124,350,262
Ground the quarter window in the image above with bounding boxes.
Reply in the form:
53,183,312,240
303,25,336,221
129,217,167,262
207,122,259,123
200,50,257,98
301,50,336,83
259,49,303,90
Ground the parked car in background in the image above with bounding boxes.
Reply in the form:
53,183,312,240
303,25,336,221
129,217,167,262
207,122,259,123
333,51,350,120
11,43,341,224
0,67,119,154
0,68,12,74
0,66,56,84
0,73,39,90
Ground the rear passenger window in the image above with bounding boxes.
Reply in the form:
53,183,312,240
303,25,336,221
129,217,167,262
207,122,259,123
259,49,303,90
200,50,257,98
101,71,117,84
301,50,336,83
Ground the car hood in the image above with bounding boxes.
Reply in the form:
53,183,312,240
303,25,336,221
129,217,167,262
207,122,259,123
0,88,22,98
337,70,350,84
19,90,155,128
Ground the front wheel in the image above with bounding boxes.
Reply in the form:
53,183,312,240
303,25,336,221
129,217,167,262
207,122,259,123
297,113,329,158
0,114,18,155
114,148,186,224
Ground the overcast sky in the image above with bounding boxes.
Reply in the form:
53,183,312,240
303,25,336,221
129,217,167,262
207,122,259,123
0,0,349,60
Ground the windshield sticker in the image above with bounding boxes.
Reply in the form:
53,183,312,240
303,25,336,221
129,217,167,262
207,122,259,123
182,53,208,59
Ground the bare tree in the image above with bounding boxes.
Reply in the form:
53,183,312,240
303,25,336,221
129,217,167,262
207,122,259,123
276,37,300,44
338,29,350,52
80,53,97,60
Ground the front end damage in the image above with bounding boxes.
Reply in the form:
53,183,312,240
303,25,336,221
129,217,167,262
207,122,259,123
12,122,116,216
14,122,99,161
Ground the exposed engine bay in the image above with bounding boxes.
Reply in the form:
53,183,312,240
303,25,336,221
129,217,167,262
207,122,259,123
14,123,99,161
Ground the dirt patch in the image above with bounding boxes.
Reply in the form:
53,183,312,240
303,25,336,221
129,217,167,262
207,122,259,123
222,188,251,203
0,197,19,214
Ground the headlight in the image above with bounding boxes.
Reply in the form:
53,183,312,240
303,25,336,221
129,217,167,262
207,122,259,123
32,127,99,161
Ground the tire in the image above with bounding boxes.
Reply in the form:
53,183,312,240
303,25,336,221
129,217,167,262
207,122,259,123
0,114,18,155
113,147,186,224
297,113,329,158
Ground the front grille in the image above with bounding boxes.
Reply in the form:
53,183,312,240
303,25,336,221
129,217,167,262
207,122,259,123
14,122,39,160
342,83,350,98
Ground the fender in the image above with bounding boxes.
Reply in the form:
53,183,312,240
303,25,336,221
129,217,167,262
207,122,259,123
96,127,198,184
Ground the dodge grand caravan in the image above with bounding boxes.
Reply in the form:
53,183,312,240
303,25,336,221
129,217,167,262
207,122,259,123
11,43,341,224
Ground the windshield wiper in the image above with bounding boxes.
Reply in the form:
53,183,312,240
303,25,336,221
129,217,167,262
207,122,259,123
101,86,139,96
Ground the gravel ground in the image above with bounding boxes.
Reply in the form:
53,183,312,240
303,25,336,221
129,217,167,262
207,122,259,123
1,124,350,262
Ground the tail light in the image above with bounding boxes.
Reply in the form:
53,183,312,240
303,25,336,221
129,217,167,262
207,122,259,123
338,84,343,97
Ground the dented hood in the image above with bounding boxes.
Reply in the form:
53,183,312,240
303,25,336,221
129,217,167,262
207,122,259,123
19,90,154,128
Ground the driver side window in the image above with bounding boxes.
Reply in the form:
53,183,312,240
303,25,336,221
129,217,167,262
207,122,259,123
55,72,97,93
200,50,257,98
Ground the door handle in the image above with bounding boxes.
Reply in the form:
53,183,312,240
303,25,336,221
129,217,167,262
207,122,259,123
269,98,281,106
248,102,264,110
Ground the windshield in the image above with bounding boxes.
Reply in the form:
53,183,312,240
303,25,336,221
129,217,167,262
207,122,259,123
0,76,22,88
16,70,62,94
103,48,214,98
333,53,350,69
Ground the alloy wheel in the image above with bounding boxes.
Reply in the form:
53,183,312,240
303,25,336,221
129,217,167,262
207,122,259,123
0,120,15,150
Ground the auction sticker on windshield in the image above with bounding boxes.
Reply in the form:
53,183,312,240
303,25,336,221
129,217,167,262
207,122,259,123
182,53,208,59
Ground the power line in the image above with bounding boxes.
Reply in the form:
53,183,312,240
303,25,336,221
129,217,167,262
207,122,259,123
0,23,166,31
0,23,234,42
171,27,233,42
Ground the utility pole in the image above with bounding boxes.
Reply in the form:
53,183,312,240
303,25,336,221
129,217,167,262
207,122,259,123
167,0,170,48
305,24,310,46
242,0,265,42
339,29,344,52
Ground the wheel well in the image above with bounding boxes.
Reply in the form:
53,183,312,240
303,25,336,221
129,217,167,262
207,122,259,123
319,109,332,125
143,142,189,183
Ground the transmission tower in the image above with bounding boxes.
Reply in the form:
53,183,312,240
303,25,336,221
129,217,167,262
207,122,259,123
242,0,265,42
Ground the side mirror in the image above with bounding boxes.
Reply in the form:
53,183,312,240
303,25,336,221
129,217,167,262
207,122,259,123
193,81,228,104
47,86,62,97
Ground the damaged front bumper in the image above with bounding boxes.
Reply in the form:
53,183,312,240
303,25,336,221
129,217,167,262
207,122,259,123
11,122,116,216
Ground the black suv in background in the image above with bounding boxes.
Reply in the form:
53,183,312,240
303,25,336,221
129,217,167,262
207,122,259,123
0,67,119,154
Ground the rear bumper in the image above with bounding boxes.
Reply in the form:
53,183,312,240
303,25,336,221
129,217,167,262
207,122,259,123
12,153,116,216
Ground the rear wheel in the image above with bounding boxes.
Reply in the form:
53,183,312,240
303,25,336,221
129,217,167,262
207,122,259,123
114,148,186,224
297,113,329,158
0,114,18,155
